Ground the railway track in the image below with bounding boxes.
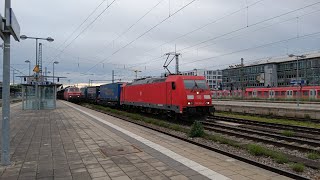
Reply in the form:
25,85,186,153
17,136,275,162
206,116,320,152
215,111,320,123
209,115,320,136
202,116,320,169
201,120,320,153
80,103,312,180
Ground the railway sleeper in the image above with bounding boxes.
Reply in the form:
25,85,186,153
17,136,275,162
202,125,320,154
201,121,320,148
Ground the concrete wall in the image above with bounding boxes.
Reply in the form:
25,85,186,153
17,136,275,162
214,104,320,120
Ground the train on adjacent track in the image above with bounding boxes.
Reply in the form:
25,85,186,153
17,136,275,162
212,86,320,100
58,75,214,119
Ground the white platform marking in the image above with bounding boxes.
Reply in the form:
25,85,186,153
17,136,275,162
63,102,230,180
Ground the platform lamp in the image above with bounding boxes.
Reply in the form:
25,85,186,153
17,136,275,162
288,54,306,107
25,60,31,76
53,61,59,83
20,35,54,78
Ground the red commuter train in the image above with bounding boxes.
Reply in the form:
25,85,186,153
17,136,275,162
212,86,320,100
120,75,214,118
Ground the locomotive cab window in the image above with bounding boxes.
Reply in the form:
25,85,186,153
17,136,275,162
172,82,176,90
184,80,209,90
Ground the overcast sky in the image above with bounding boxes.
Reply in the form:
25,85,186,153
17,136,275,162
1,0,320,86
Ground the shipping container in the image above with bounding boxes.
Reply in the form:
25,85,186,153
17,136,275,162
87,86,100,103
99,83,123,106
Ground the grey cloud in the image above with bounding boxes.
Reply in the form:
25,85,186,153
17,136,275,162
1,0,319,86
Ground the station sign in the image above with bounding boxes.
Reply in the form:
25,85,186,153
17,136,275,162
0,13,4,40
290,80,306,85
5,8,20,42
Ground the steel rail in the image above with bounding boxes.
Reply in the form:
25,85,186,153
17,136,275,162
202,120,320,148
210,115,320,135
80,104,311,180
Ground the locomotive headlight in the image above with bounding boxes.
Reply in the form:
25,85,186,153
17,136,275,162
69,96,72,98
196,91,199,94
206,101,210,105
187,95,194,100
204,95,211,99
188,102,191,105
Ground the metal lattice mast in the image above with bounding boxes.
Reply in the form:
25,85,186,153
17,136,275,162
38,43,43,76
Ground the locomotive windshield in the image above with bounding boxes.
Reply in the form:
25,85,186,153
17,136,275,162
184,80,209,90
69,88,80,92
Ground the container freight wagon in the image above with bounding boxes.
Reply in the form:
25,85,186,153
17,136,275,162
99,83,123,106
87,86,100,103
80,87,87,101
57,88,65,100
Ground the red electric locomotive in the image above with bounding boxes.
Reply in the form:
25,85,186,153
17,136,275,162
64,86,81,102
120,75,214,118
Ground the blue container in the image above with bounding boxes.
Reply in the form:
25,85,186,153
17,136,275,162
99,83,122,106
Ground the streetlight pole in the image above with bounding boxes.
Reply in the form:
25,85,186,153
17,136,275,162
2,0,11,166
12,70,15,86
296,56,299,107
288,54,306,107
25,60,30,76
53,61,59,83
20,35,54,80
36,39,38,67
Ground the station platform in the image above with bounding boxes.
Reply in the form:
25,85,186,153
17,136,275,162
0,101,291,180
213,100,320,120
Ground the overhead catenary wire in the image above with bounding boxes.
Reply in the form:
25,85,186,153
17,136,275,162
143,0,265,55
129,1,320,70
181,8,320,56
142,30,320,73
10,66,27,76
47,0,164,73
47,0,117,66
180,31,320,66
57,0,109,49
83,0,198,74
177,1,320,53
29,0,320,83
95,0,165,55
184,47,320,72
43,44,125,68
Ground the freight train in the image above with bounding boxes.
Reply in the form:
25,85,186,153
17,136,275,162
58,75,214,119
